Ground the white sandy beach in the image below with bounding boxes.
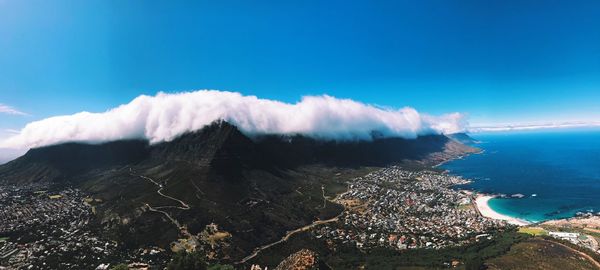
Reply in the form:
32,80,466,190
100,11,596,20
475,195,531,226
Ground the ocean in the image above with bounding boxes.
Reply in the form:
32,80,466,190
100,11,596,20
442,128,600,223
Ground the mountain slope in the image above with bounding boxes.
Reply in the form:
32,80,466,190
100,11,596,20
0,121,477,260
0,140,149,184
448,132,479,146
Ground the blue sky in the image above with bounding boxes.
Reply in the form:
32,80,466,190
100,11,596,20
1,0,599,136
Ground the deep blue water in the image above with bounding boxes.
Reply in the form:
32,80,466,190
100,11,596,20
443,129,600,223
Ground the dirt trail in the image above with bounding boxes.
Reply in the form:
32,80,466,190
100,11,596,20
549,240,600,269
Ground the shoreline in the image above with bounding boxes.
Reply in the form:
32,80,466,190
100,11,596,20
436,148,535,226
432,149,485,168
440,144,590,227
474,194,531,226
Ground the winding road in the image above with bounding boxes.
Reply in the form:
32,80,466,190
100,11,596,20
145,203,183,229
130,168,191,230
236,184,355,264
134,173,190,210
237,212,341,264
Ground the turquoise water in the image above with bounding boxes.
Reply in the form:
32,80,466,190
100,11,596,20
443,129,600,223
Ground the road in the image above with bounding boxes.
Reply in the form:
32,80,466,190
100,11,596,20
145,203,183,230
130,168,191,230
321,185,327,209
132,172,190,210
236,184,354,264
237,212,341,264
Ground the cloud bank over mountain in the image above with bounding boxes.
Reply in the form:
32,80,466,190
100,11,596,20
0,90,467,150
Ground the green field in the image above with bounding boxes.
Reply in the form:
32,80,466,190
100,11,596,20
457,204,473,210
518,227,548,236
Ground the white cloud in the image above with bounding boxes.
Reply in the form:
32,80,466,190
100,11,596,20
0,90,467,150
0,103,28,116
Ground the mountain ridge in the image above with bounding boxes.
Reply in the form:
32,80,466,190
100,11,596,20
0,121,477,261
0,121,475,184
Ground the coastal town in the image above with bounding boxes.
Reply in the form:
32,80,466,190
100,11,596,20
0,183,169,269
312,166,507,250
2,166,600,269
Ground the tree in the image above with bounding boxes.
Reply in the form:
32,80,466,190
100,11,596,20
465,257,484,270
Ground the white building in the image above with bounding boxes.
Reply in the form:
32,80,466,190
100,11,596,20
549,231,580,241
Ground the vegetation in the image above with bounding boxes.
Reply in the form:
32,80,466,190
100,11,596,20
518,227,548,236
110,264,129,270
207,264,235,270
167,251,207,270
358,230,528,269
457,204,473,210
539,235,600,264
486,238,599,270
252,229,530,269
464,257,484,270
166,251,235,270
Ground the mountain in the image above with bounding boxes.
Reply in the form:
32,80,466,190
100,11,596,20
0,140,149,184
447,132,479,146
0,121,477,261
